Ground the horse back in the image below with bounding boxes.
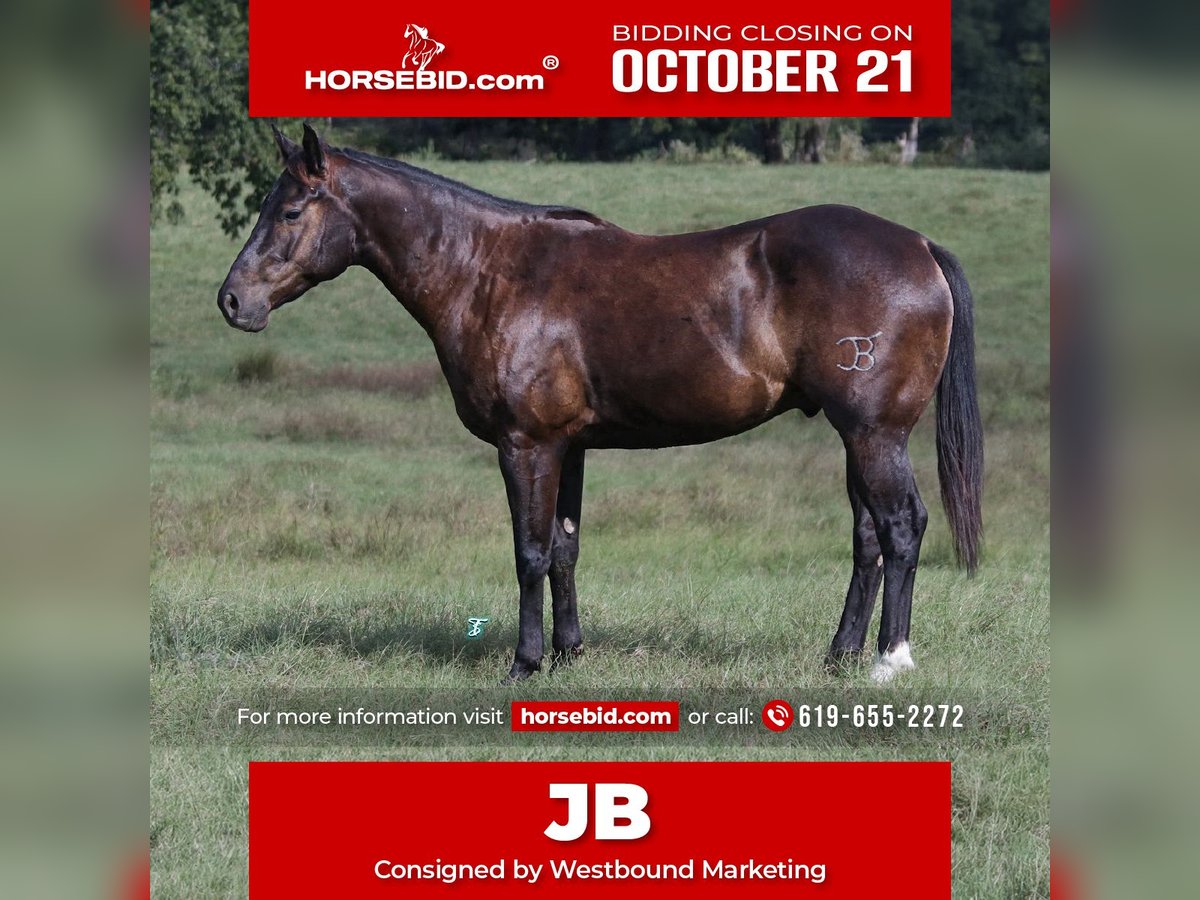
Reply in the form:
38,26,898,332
458,205,952,447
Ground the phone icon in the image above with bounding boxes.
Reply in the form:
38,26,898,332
761,700,794,732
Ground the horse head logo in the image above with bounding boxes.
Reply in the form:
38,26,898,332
403,23,446,72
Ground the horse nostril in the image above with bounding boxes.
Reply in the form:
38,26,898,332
223,292,240,316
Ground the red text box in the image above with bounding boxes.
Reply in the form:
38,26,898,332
249,1,949,117
249,761,950,898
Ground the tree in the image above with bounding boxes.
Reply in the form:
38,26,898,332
757,119,784,163
151,1,299,237
941,0,1048,167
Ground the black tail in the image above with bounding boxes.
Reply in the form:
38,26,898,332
928,242,984,573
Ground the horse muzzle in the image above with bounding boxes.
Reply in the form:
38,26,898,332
218,289,270,332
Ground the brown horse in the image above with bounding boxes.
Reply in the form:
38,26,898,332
219,125,983,684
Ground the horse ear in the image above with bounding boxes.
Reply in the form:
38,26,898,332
271,125,298,164
301,123,327,178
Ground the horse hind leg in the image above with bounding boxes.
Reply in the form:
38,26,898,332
826,465,884,672
841,427,928,683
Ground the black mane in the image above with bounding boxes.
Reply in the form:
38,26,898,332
337,147,606,224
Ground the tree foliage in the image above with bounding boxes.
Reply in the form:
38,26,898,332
151,1,299,237
946,0,1049,167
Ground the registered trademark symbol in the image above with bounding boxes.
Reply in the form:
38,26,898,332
542,55,559,70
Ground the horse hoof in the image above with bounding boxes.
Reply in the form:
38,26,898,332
550,645,585,673
501,659,541,685
869,642,916,684
824,648,865,675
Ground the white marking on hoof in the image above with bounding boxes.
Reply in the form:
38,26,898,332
876,555,883,568
870,642,915,684
563,517,576,535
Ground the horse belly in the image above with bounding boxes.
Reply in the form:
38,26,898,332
583,335,793,448
556,229,797,447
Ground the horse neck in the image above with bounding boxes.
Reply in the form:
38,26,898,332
344,161,501,345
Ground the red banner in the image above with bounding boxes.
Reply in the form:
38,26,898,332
249,1,950,117
249,761,950,898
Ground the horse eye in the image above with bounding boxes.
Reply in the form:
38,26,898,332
284,209,302,221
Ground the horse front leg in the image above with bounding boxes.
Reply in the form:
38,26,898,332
498,436,564,684
549,447,586,668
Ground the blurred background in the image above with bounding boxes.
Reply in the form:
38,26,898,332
0,1,147,898
1053,0,1200,897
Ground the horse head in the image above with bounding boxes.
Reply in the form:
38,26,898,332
217,125,358,332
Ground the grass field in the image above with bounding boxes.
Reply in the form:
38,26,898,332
151,161,1049,897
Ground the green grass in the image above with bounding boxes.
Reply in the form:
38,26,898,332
151,162,1049,898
